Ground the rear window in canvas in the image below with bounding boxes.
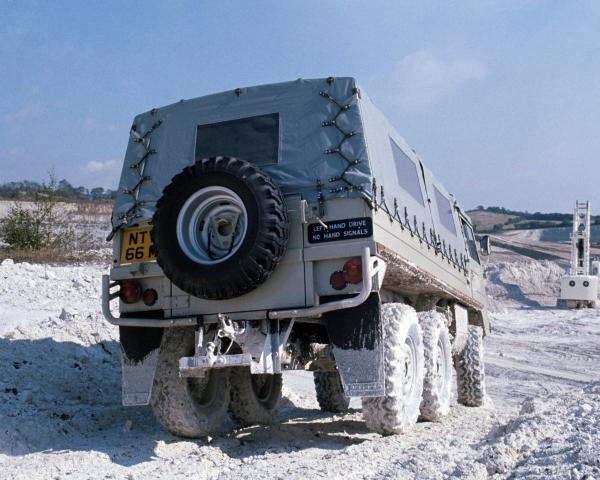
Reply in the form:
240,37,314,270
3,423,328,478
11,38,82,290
390,139,424,206
196,113,279,166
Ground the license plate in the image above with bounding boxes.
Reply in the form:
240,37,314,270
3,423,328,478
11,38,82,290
120,226,156,264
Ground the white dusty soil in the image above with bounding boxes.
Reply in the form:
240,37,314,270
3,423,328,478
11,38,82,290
1,257,599,479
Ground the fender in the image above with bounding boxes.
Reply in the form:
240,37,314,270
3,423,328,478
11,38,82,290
322,292,384,397
119,326,163,406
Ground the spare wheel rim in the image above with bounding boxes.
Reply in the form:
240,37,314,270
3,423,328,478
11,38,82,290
176,186,248,265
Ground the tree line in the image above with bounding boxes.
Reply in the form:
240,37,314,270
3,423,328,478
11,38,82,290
473,205,600,226
0,179,117,202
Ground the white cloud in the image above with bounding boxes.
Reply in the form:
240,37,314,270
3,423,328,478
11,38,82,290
1,103,47,124
82,118,98,129
1,146,29,163
7,146,26,158
390,51,487,106
84,159,118,173
82,117,116,132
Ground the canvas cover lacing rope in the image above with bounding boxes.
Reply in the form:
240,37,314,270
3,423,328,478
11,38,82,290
106,110,162,241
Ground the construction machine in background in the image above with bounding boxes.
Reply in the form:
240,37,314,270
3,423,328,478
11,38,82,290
558,201,599,308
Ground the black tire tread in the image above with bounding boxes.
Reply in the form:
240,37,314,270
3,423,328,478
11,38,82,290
229,368,282,427
313,371,350,413
152,156,288,300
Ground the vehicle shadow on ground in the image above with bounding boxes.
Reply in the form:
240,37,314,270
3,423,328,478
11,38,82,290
0,337,370,467
0,337,169,466
216,402,371,458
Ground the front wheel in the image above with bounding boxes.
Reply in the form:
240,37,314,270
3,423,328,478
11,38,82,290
362,303,424,435
150,328,231,437
229,368,282,426
455,325,486,407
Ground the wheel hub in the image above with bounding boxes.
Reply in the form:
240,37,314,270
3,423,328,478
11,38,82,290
251,374,274,402
403,337,418,396
434,337,445,391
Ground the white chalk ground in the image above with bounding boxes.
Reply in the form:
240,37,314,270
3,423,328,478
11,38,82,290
0,258,599,479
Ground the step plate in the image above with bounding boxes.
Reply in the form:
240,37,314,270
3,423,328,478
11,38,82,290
179,353,253,377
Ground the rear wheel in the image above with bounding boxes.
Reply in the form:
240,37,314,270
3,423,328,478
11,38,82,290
150,328,230,437
362,303,424,435
229,368,282,426
455,325,486,407
418,311,452,421
314,371,350,413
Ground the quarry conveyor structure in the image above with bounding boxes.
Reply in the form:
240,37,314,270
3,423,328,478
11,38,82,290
558,201,599,308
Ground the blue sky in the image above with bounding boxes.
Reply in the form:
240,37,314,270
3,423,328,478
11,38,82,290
1,0,599,212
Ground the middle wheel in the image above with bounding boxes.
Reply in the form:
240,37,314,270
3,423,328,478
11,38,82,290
418,310,453,422
229,368,283,427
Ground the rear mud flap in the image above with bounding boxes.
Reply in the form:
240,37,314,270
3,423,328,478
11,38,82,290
119,327,163,406
323,293,384,398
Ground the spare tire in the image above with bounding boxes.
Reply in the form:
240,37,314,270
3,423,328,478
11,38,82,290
152,156,288,300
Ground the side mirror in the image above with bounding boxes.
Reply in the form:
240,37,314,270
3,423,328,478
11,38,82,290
480,235,491,256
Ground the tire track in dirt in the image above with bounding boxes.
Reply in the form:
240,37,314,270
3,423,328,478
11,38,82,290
487,354,596,383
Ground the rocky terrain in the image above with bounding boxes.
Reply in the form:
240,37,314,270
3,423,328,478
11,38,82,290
0,256,599,479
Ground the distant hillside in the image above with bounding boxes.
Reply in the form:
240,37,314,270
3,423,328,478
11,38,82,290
0,179,116,202
467,206,600,233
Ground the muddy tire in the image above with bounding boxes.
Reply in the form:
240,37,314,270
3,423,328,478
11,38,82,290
313,371,350,413
152,156,288,300
229,368,282,426
150,328,230,437
456,325,486,407
418,311,452,421
362,303,424,435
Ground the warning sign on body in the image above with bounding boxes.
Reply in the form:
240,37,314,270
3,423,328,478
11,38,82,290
307,217,373,244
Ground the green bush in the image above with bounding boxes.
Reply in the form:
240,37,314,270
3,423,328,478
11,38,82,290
0,204,50,249
0,174,76,252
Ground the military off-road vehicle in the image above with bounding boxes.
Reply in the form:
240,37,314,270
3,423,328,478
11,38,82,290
103,77,490,437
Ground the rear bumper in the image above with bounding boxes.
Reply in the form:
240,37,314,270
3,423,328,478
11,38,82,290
102,247,385,327
269,247,385,318
101,276,198,327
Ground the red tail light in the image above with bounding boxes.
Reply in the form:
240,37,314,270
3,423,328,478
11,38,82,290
142,288,158,306
343,257,362,284
330,271,347,290
119,280,142,304
330,257,363,291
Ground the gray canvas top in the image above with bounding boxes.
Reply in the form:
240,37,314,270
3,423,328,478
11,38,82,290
111,77,468,255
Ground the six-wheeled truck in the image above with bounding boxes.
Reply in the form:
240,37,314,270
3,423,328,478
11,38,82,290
103,77,491,436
